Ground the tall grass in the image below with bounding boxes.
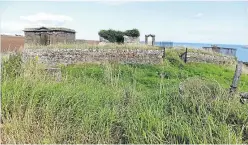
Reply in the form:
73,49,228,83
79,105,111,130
1,51,248,144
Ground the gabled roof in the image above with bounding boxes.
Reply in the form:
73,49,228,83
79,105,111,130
23,26,76,33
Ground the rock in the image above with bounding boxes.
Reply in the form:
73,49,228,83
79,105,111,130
240,92,248,104
240,92,248,99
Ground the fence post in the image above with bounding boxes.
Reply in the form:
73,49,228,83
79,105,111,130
230,61,243,94
163,47,165,59
184,47,188,63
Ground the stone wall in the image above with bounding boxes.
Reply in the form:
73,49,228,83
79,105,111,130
184,52,236,65
99,37,110,43
99,36,140,44
76,39,100,45
124,36,140,44
21,48,238,67
22,48,164,67
24,31,75,45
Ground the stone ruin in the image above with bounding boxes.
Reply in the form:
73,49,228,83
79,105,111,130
145,34,155,46
99,36,140,44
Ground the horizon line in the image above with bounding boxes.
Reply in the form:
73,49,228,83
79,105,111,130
0,33,247,46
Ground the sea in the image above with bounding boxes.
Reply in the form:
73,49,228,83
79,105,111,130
141,41,248,62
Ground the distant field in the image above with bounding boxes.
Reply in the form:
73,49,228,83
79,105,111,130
1,35,24,52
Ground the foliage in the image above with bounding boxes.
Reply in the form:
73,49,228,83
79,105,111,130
98,29,124,43
124,29,140,37
1,53,22,80
98,29,140,43
165,49,185,67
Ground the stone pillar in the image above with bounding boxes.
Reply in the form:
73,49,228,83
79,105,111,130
145,35,148,44
152,36,155,46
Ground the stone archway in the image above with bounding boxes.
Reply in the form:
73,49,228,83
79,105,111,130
145,34,155,46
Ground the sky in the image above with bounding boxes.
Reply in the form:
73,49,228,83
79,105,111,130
0,1,247,45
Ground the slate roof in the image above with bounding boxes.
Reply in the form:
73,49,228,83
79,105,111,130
23,27,76,33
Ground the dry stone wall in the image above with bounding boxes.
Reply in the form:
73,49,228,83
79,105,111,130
22,48,164,67
21,48,238,67
185,52,236,65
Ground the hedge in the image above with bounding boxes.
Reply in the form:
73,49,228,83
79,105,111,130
98,29,140,43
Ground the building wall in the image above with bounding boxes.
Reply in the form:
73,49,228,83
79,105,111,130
124,36,140,44
24,32,37,44
24,31,75,45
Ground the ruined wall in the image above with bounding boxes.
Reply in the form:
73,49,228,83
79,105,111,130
65,32,75,43
99,37,110,43
21,47,237,67
52,32,75,44
24,32,38,44
22,48,164,67
124,36,140,44
185,52,236,65
24,31,75,45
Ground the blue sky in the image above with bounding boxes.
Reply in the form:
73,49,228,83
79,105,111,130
0,1,247,45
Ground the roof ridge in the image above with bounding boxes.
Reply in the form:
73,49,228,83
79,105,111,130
23,27,76,33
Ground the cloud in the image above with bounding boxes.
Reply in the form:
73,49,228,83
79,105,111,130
1,12,73,35
96,1,130,6
194,13,203,18
95,0,165,6
20,12,73,26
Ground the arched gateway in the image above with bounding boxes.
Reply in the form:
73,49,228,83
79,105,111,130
145,34,155,46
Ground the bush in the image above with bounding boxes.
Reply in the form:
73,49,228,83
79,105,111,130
2,53,23,79
165,49,184,67
124,29,140,37
98,29,140,43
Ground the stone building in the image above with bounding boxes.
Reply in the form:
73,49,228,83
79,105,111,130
23,27,76,45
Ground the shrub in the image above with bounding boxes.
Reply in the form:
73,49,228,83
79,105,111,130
124,29,140,37
2,53,23,79
98,29,140,43
165,49,184,67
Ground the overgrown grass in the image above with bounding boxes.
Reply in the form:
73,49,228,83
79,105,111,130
1,50,248,144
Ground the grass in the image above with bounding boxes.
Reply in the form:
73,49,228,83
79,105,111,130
1,49,248,144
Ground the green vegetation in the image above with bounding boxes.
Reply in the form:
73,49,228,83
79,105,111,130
124,29,140,37
98,29,140,43
1,49,248,144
